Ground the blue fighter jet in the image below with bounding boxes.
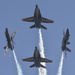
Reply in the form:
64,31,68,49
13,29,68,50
22,46,53,68
22,5,54,30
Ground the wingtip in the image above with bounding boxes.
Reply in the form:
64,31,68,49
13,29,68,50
44,27,47,30
51,60,53,62
22,18,25,21
22,59,24,61
49,60,53,62
46,28,47,30
22,58,26,61
52,20,54,23
22,19,24,21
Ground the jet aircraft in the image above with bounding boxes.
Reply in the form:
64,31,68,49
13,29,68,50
22,46,53,68
4,28,17,56
22,5,54,30
61,28,71,56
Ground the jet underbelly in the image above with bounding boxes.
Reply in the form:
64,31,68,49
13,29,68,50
8,41,14,50
6,34,11,43
34,50,40,67
35,20,41,28
62,41,66,51
36,9,39,19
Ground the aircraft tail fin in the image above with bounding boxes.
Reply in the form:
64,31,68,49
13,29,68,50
30,64,46,68
41,25,47,30
30,25,36,29
30,64,35,68
40,64,46,68
66,47,71,52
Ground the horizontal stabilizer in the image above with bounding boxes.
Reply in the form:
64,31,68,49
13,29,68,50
40,64,46,68
4,46,8,56
30,25,36,29
30,64,35,68
41,25,47,30
4,46,7,49
4,46,8,50
66,47,71,52
67,42,70,45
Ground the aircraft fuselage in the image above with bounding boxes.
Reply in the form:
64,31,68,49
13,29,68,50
33,49,41,67
62,37,67,51
61,29,70,51
34,5,42,28
5,28,14,50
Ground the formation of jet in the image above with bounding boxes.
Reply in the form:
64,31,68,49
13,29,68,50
61,28,71,56
4,28,17,56
22,46,53,68
3,4,71,71
22,5,54,30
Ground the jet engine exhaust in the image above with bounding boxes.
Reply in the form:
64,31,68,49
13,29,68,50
38,29,47,75
57,52,64,75
13,50,23,75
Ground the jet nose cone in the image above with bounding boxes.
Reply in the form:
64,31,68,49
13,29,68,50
67,28,69,32
6,28,7,30
35,46,37,50
36,5,38,8
66,28,70,36
6,28,8,31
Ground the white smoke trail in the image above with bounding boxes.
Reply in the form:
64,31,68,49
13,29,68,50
38,29,47,75
13,50,23,75
57,52,64,75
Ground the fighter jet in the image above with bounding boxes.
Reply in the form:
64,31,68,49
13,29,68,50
4,28,17,56
61,28,71,56
22,46,53,68
22,5,54,30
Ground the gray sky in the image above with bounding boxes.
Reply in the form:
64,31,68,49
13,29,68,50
0,0,75,75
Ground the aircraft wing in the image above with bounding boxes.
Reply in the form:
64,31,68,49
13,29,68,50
22,57,34,62
41,17,54,23
11,29,17,39
40,57,53,63
11,29,17,44
22,17,34,22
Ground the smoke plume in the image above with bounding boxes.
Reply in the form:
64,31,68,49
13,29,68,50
57,52,64,75
13,50,23,75
38,29,47,75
